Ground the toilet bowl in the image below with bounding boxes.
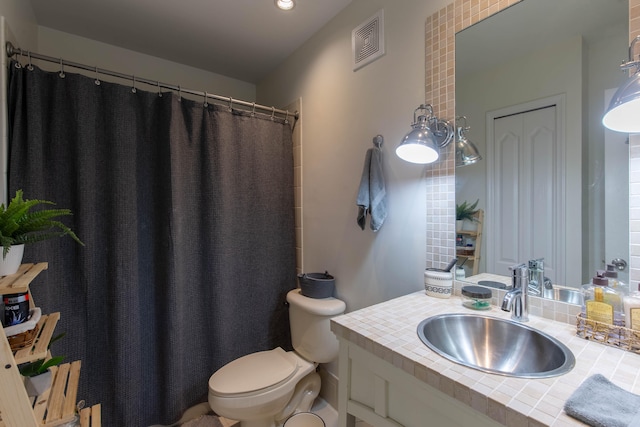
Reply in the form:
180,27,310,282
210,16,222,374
208,289,346,427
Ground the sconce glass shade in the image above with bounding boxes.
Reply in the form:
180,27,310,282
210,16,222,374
455,127,482,167
602,70,640,133
275,0,295,10
396,116,440,164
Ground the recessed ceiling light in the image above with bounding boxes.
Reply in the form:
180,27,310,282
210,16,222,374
275,0,295,11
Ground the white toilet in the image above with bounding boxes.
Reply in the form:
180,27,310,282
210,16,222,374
208,288,346,427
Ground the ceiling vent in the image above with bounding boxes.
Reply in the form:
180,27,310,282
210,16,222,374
352,10,385,71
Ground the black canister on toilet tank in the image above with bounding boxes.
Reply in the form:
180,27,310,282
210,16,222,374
3,292,29,326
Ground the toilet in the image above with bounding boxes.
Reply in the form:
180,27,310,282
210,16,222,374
208,288,346,427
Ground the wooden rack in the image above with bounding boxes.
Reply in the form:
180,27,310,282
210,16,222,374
0,263,101,427
456,209,484,276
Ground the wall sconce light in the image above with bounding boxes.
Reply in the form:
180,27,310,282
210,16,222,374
603,35,640,133
396,104,454,164
455,116,482,167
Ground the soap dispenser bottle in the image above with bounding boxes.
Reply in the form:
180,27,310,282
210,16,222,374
624,284,640,330
604,264,627,296
582,270,624,326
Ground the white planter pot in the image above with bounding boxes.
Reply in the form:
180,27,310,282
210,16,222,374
462,220,477,231
0,244,24,276
23,369,52,397
456,220,463,231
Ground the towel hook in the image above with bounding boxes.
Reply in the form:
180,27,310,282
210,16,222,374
59,58,65,78
94,66,101,85
373,135,383,149
203,91,209,108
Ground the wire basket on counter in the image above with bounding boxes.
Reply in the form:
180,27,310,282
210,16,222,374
576,313,640,354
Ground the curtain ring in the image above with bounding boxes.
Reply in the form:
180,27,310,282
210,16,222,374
13,50,22,68
271,107,275,121
94,66,101,85
157,81,162,97
131,75,137,93
58,58,65,78
203,91,209,108
26,52,33,71
228,97,233,112
251,102,256,117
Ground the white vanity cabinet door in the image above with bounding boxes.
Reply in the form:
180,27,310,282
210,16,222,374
337,339,503,427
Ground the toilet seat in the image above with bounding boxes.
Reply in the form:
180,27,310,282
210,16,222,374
209,347,299,396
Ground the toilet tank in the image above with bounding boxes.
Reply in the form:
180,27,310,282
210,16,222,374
287,289,346,363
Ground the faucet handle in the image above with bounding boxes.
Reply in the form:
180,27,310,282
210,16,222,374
509,263,528,277
528,258,544,269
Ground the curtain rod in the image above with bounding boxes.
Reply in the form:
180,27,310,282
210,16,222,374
5,41,299,122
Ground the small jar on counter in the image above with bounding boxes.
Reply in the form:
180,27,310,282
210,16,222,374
461,285,492,310
424,270,453,299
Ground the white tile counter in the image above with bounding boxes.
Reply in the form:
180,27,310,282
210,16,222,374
330,288,640,427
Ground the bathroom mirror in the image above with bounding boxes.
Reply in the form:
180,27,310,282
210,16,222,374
455,0,629,288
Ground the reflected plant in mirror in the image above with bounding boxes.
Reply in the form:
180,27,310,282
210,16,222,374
455,0,629,290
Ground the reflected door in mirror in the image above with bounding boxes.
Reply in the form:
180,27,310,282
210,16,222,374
487,105,564,284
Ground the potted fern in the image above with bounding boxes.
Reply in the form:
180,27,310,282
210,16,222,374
19,333,65,396
0,190,84,276
456,199,479,231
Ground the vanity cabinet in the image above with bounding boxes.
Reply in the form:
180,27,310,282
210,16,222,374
0,263,101,427
337,338,501,427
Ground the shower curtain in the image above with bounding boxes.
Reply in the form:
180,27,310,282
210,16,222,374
7,60,296,426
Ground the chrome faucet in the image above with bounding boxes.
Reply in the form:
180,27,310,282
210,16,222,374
528,258,553,296
501,263,529,322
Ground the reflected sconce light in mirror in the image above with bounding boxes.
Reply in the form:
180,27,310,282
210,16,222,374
455,116,482,167
396,104,454,164
603,35,640,133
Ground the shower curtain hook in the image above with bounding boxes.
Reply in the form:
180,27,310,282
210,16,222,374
157,81,162,97
178,85,182,102
271,107,275,121
13,50,22,68
251,102,256,117
228,97,233,112
131,75,137,93
26,51,33,71
59,58,65,78
284,111,289,124
203,91,209,108
94,66,101,85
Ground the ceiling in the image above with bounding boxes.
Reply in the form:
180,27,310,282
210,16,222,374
28,0,353,84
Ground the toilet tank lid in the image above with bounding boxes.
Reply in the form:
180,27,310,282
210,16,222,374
209,347,297,395
287,289,346,315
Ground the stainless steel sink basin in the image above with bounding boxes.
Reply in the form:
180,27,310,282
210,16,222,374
417,314,575,378
543,288,583,305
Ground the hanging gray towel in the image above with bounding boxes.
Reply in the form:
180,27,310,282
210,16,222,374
356,147,387,231
564,374,640,427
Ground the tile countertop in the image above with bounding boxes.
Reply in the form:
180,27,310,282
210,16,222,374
330,287,640,427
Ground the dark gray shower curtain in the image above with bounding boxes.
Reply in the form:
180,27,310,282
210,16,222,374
7,61,296,426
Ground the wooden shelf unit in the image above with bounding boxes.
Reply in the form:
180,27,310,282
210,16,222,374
456,209,484,276
0,263,101,427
